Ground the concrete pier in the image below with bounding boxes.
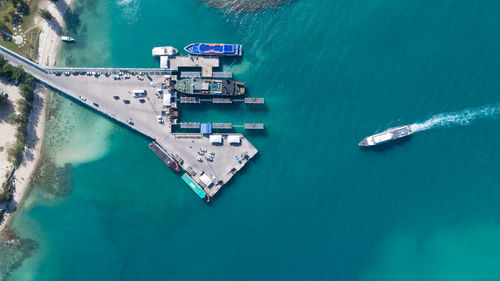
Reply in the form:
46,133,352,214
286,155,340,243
161,55,219,77
0,45,259,201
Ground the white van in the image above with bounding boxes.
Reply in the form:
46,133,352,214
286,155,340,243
131,89,146,98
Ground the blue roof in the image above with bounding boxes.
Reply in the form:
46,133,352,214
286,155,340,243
200,123,212,134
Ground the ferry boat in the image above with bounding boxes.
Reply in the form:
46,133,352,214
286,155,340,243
358,125,413,146
152,46,178,57
174,78,246,97
184,43,242,56
61,36,75,42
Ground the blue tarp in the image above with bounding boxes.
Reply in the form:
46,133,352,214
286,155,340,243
200,123,212,134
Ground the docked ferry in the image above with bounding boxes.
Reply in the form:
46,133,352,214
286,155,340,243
184,43,242,56
174,78,246,97
358,125,413,146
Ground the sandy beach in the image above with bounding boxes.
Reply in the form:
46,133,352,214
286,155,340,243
0,0,73,234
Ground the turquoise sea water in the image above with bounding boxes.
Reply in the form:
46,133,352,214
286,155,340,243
3,0,500,280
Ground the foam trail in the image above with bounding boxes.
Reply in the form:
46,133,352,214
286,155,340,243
410,104,500,132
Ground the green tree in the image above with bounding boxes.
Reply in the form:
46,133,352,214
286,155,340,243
0,55,6,67
11,65,24,82
5,7,16,19
38,9,54,21
49,0,59,2
1,63,14,78
0,93,8,105
0,22,10,33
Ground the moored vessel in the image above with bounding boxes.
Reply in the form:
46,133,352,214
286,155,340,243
174,78,246,97
148,141,180,172
61,36,75,42
184,43,242,56
152,46,178,57
359,125,413,146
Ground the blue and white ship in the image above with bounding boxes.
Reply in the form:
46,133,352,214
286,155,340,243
184,43,242,56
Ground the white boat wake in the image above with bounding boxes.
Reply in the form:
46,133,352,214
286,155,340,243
410,104,500,132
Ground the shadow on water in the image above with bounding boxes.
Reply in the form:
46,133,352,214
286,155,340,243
220,56,243,66
245,128,268,137
359,136,413,152
63,8,82,34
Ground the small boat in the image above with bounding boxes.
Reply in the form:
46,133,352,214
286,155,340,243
184,43,242,56
359,125,413,147
152,46,178,57
61,36,75,42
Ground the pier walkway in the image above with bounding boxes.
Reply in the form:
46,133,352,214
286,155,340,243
160,55,219,77
0,45,258,199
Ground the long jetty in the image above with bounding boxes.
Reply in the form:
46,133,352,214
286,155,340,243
0,45,259,201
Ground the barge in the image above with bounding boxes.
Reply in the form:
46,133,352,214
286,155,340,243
174,78,246,97
149,141,180,172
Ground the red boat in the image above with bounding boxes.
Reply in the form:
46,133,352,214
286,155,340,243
168,161,180,172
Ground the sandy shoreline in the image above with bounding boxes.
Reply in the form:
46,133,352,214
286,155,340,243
0,0,73,234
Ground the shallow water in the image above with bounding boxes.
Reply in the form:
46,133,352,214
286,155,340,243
3,0,500,280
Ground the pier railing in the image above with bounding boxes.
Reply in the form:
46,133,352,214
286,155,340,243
0,45,47,73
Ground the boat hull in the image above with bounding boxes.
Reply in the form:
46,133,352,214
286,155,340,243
184,43,242,56
359,125,413,146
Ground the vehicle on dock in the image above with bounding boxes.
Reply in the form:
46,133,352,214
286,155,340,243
61,36,75,42
358,125,413,147
184,43,242,56
174,78,246,97
131,89,147,98
152,46,178,57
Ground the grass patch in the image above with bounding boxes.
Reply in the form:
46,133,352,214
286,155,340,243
0,0,45,60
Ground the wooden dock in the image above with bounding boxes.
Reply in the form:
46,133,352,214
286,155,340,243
212,72,233,78
244,98,265,104
244,123,265,130
180,72,201,78
212,98,232,104
179,97,200,104
212,123,233,129
180,122,200,129
180,71,233,79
